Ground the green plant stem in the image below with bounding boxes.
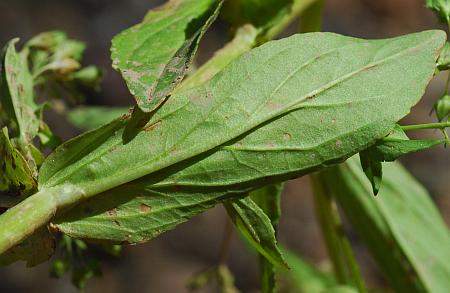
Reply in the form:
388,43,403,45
0,186,83,254
0,190,56,253
401,122,450,131
310,174,367,293
263,0,319,42
300,0,325,33
311,174,348,283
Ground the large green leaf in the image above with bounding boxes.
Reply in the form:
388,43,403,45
111,0,221,112
39,31,445,205
318,157,450,293
225,197,287,268
54,184,246,243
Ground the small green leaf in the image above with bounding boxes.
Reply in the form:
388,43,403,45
225,197,287,268
358,124,444,195
111,0,222,112
368,126,444,161
437,42,450,70
26,31,85,76
249,184,284,293
426,0,450,23
0,128,36,196
0,227,55,267
359,150,383,195
250,183,283,227
319,157,450,293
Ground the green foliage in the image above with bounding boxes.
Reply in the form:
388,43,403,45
0,128,36,196
359,125,444,194
318,157,450,293
39,31,445,202
359,150,383,195
249,184,283,293
225,197,286,268
426,0,450,23
437,42,450,70
38,31,444,249
1,39,39,145
53,183,245,243
311,174,366,291
1,2,450,292
111,0,222,112
49,235,104,290
25,31,103,102
365,125,444,162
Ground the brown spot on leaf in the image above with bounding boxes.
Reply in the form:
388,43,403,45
107,208,118,217
144,120,161,132
189,93,203,104
18,84,24,95
266,101,282,111
363,64,377,71
283,132,291,140
139,203,152,214
267,141,275,148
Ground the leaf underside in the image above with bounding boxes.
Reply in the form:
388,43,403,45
47,31,445,244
